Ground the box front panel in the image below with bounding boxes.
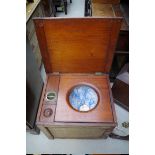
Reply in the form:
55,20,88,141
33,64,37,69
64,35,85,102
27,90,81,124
48,126,109,138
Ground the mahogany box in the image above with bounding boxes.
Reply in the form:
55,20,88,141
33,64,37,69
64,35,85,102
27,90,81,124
33,17,122,139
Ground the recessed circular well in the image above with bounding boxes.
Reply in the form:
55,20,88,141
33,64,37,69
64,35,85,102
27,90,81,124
69,85,98,112
46,91,57,101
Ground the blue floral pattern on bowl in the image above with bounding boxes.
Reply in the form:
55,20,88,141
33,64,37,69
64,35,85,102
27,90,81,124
69,85,98,112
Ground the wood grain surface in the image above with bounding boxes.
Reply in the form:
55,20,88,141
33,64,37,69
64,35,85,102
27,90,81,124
34,19,52,73
34,18,122,73
36,74,116,127
37,75,60,122
55,74,114,123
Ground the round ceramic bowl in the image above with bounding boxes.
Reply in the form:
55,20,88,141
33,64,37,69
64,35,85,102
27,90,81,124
69,85,98,112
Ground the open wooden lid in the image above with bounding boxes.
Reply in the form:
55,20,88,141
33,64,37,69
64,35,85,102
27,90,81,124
34,18,122,73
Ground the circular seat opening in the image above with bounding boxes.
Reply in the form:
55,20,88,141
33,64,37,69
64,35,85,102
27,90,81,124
69,85,98,112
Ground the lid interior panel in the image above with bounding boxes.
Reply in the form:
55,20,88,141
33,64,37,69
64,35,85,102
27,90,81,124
34,18,122,73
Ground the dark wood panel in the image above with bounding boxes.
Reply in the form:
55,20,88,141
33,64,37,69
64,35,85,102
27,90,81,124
34,18,122,73
116,30,129,51
112,79,129,111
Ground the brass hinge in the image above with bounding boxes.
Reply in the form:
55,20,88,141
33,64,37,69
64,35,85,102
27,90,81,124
95,72,105,76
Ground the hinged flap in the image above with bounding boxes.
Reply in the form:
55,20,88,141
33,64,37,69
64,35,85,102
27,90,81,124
34,17,122,73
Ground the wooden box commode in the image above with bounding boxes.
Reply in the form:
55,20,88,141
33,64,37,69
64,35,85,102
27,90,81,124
34,17,122,139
